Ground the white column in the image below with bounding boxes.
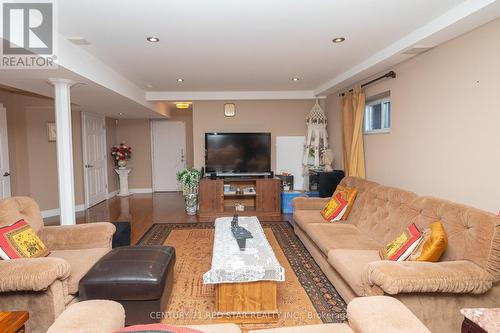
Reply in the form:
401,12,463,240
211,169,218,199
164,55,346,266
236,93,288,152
115,168,131,197
49,78,76,225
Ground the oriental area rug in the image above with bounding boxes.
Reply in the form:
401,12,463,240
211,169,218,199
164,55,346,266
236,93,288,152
138,222,346,332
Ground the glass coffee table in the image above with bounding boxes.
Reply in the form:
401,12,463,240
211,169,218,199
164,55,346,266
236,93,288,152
203,216,285,322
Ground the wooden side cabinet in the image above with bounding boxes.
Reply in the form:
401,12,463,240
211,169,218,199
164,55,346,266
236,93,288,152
198,177,281,221
256,179,280,212
199,179,224,214
0,311,29,333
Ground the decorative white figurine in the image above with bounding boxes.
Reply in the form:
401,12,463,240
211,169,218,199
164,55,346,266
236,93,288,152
321,148,334,171
303,99,329,169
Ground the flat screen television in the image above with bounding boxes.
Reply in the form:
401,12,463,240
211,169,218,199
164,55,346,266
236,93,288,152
205,132,271,175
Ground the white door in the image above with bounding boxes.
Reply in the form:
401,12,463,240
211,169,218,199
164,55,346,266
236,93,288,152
0,105,11,199
82,112,108,207
152,121,186,191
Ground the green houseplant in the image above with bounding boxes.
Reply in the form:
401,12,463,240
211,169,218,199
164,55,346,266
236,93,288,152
176,168,201,215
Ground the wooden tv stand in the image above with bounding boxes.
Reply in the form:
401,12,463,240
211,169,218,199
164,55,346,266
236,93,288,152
198,177,281,221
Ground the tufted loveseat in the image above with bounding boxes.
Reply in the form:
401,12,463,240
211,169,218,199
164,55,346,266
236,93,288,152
292,176,500,333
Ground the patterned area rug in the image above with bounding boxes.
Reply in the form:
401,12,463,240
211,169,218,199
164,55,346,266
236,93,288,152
138,221,346,331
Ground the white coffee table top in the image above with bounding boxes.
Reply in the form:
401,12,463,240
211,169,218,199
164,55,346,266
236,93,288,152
203,216,285,284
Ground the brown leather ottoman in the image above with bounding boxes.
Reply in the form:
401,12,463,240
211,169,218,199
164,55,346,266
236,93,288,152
79,245,175,325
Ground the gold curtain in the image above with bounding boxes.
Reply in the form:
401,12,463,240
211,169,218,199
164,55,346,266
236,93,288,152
341,86,366,178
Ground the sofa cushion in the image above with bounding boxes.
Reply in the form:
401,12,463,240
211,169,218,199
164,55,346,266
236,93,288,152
347,296,431,333
305,224,381,255
351,185,418,245
293,210,327,230
0,197,44,233
328,249,380,296
47,300,125,333
50,248,109,294
248,323,353,333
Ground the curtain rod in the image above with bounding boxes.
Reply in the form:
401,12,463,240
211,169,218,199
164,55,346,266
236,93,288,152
339,71,396,96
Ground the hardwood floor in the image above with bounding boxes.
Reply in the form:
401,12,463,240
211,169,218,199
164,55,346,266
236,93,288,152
44,192,292,244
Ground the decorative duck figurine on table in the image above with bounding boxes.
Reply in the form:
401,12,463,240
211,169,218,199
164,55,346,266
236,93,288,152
230,215,253,251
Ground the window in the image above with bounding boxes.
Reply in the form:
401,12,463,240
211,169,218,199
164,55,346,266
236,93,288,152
364,97,391,134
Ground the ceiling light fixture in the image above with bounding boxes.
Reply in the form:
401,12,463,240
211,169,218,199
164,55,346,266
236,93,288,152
146,84,153,88
332,37,346,43
118,112,124,116
176,78,184,82
291,77,300,82
146,37,160,42
175,102,192,109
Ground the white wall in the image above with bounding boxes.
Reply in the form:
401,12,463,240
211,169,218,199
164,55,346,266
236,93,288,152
326,18,500,213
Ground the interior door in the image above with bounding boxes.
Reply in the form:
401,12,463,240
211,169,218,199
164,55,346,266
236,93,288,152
152,121,186,191
0,105,11,199
83,112,108,207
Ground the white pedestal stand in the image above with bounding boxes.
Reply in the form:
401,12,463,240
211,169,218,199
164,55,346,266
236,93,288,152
115,168,131,197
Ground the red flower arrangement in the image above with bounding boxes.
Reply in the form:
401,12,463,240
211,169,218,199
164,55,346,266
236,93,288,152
111,143,132,166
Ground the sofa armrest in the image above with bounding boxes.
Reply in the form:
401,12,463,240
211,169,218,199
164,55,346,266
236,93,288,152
292,197,330,211
362,260,494,296
47,300,125,333
38,222,116,250
0,257,70,292
347,296,431,333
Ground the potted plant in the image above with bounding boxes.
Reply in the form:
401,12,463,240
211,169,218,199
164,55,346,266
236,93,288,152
176,168,201,215
111,143,132,169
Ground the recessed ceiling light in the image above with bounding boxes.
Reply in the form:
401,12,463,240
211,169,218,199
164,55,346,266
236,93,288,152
332,37,346,43
175,102,192,109
146,37,159,42
291,77,300,82
118,112,124,116
176,78,184,83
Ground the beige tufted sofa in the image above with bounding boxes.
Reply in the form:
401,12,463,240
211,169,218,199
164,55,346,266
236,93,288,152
292,176,500,333
47,296,431,333
0,197,116,333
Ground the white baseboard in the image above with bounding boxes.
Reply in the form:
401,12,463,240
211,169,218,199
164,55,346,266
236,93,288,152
130,188,153,194
41,204,86,218
42,189,153,218
107,190,119,199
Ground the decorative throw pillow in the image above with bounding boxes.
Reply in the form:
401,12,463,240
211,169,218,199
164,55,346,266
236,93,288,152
407,221,448,262
380,223,423,261
321,186,358,222
0,220,49,260
321,192,348,222
115,324,203,333
336,185,358,220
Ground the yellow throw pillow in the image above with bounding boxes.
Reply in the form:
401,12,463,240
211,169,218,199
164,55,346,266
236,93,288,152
408,221,448,262
321,192,348,222
321,186,358,222
336,185,358,220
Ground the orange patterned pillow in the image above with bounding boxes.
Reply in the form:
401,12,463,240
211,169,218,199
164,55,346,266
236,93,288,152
321,192,348,222
0,220,49,260
380,223,423,261
321,186,358,222
336,185,358,220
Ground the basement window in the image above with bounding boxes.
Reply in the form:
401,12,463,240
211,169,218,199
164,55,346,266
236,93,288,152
364,97,391,134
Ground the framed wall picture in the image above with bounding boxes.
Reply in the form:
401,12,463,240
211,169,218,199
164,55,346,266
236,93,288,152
224,103,235,117
47,122,56,142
